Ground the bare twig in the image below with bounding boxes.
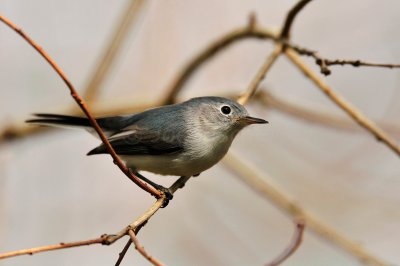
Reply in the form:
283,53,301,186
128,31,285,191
256,91,400,138
285,48,400,157
0,235,109,259
0,15,162,198
162,25,276,104
115,239,132,266
0,197,166,261
280,0,313,40
291,44,400,75
0,175,192,261
128,230,165,266
266,221,305,266
223,151,389,266
83,0,146,101
237,44,282,105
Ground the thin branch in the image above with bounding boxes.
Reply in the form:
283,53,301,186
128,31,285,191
83,0,146,101
237,44,282,105
0,176,192,262
0,235,108,260
266,221,305,266
256,91,400,138
280,0,313,40
223,151,389,266
162,25,276,104
115,240,132,266
0,15,162,198
128,230,165,266
290,44,400,75
285,48,400,157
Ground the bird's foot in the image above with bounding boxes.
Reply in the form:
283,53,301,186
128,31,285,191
154,185,173,208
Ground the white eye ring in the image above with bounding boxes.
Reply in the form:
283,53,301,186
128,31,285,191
220,105,231,115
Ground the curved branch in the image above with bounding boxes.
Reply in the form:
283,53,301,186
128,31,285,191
162,25,276,104
266,221,305,266
0,15,162,198
280,0,313,40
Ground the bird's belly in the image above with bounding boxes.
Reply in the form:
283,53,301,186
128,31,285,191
121,148,226,177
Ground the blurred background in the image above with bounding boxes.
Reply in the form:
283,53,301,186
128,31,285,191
1,0,400,265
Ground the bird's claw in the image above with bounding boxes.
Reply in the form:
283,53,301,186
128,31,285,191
155,186,173,208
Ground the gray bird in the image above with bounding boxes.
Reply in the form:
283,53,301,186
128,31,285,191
27,96,267,198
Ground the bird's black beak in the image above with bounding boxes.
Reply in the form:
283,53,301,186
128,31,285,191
241,116,268,125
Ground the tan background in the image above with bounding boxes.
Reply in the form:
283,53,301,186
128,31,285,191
1,0,400,265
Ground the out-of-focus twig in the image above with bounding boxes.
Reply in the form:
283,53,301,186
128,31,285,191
290,44,400,75
280,0,313,40
0,14,162,198
285,48,400,157
223,151,389,266
162,24,276,104
266,221,305,266
256,91,400,138
128,230,165,266
83,0,146,101
237,44,282,105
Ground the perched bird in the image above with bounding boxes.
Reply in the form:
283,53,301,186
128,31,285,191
27,96,267,198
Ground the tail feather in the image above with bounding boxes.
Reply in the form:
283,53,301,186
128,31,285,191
26,113,91,128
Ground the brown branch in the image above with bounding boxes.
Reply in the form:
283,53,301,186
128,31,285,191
290,44,400,75
0,176,191,262
83,0,146,101
285,48,400,157
162,24,276,104
223,151,390,266
256,90,400,137
115,240,132,266
0,15,162,198
237,44,282,105
0,235,109,260
128,230,165,266
266,221,305,266
280,0,313,40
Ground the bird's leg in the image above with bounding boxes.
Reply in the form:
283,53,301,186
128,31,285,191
134,172,173,206
169,176,191,193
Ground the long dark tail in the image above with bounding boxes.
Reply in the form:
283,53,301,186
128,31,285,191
26,113,92,128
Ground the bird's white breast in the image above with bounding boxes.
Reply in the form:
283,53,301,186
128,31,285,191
121,130,234,177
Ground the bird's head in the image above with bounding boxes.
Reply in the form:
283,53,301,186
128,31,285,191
185,96,268,137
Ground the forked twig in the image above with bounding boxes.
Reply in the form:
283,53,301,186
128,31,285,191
128,230,165,266
162,24,276,104
223,151,389,266
285,48,400,157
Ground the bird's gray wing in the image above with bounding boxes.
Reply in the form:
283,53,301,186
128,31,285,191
87,128,184,156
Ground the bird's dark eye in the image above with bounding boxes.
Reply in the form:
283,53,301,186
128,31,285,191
221,105,231,115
